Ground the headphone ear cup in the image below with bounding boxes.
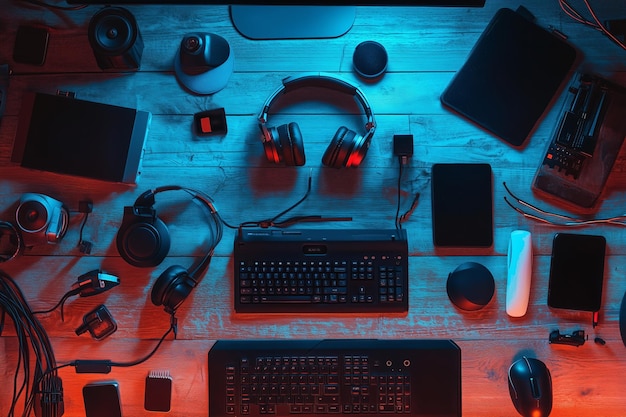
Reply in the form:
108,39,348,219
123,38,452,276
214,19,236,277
116,210,171,267
276,122,306,166
262,126,282,164
151,264,195,312
322,126,359,168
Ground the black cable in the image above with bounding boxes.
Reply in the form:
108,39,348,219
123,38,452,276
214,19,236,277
558,0,626,50
109,319,175,367
395,161,404,229
77,210,92,254
0,270,62,417
32,288,80,322
232,172,351,234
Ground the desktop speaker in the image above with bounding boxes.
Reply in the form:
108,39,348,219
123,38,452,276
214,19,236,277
88,7,144,71
15,193,68,248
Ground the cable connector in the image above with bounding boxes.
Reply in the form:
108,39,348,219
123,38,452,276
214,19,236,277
78,200,93,213
71,269,120,297
393,134,413,165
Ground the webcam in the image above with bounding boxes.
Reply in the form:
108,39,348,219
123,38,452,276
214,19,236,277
174,32,234,95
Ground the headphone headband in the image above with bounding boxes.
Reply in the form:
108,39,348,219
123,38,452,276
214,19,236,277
259,72,376,142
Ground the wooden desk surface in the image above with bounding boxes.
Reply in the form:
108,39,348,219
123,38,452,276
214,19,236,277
1,1,626,416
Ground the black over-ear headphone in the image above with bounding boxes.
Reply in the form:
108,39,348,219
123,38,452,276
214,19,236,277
0,221,22,263
258,72,376,168
115,186,223,313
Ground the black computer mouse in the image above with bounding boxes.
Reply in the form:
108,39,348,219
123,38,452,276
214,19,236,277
508,357,553,417
446,261,495,311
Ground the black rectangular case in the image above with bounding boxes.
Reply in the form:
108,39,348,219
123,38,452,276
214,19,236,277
440,7,579,147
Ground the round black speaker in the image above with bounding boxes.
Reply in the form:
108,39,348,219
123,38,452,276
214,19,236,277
353,40,388,80
88,7,144,71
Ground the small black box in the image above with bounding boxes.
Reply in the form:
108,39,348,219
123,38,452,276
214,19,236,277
13,25,49,66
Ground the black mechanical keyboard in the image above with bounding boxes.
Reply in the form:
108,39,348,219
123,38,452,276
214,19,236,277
208,339,461,417
233,229,408,313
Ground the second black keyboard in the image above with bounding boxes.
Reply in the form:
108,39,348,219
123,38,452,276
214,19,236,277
233,229,408,313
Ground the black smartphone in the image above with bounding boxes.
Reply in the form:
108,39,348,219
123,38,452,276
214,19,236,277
431,163,493,247
83,381,122,417
547,233,606,312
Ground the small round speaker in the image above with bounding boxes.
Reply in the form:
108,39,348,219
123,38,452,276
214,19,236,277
353,40,388,80
88,7,144,71
16,200,48,233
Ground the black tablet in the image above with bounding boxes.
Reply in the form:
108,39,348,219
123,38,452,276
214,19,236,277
441,7,579,147
431,163,493,247
548,233,606,312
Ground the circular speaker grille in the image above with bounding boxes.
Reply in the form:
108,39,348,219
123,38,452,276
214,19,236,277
89,7,137,54
353,40,388,80
16,201,48,233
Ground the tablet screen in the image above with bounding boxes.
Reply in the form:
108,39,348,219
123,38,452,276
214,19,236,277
548,233,606,312
431,163,493,247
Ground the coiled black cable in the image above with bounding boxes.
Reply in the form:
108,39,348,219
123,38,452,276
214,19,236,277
0,270,63,417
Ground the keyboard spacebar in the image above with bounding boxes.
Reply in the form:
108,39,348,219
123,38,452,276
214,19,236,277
260,295,313,303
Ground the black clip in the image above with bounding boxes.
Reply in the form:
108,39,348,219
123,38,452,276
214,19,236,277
549,329,587,347
75,304,117,340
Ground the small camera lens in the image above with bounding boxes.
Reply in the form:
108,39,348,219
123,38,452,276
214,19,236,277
183,36,201,53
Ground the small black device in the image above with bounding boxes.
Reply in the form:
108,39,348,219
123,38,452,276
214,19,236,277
393,134,413,164
116,186,223,313
144,370,172,412
431,163,493,247
446,261,495,311
13,25,49,66
547,233,606,316
508,357,552,417
194,107,227,135
549,329,586,347
88,6,144,71
352,40,388,80
234,228,408,313
208,339,461,417
258,73,376,168
75,304,118,340
83,381,122,417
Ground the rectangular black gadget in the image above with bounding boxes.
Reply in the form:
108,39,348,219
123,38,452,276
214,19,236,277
11,92,151,184
208,338,462,417
547,233,606,312
83,381,122,417
440,7,579,147
13,25,49,66
431,163,493,247
234,228,408,313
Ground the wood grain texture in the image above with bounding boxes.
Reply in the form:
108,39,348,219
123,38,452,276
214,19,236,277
1,1,626,416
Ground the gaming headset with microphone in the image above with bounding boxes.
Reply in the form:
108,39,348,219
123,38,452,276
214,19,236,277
258,72,376,168
115,186,223,313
